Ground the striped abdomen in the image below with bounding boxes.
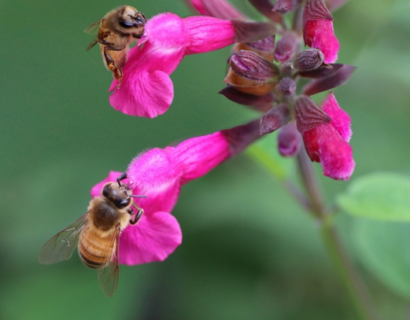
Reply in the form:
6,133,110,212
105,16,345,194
78,225,116,269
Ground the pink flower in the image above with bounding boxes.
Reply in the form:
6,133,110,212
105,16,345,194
109,13,236,118
90,121,259,265
188,0,246,19
300,93,355,180
303,0,340,63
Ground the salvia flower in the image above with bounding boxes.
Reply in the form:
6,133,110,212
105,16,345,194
296,93,355,180
109,12,274,118
90,121,260,265
303,0,340,63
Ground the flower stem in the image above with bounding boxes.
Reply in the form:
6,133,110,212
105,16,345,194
296,149,380,320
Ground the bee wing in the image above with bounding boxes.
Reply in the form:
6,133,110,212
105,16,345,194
84,19,101,51
97,225,120,297
86,36,99,51
84,19,102,35
38,213,88,265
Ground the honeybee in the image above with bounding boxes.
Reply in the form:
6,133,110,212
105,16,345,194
85,6,147,86
39,173,145,297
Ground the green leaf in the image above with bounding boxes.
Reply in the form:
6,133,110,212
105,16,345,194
337,173,410,221
354,219,410,298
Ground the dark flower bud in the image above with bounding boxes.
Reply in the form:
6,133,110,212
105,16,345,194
232,20,276,43
295,95,331,133
260,103,290,135
219,86,275,112
272,0,303,14
294,49,324,72
222,120,261,156
278,77,296,96
302,64,356,96
248,0,283,24
229,50,279,81
274,32,300,63
233,35,276,61
280,62,294,77
277,121,302,157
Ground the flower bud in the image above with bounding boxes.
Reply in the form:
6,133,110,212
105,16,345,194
278,77,296,97
277,121,302,157
280,62,294,77
248,0,283,23
229,50,279,81
224,50,279,96
232,20,276,43
295,95,331,133
233,35,276,61
274,32,299,63
260,103,290,135
294,49,324,72
219,86,275,112
272,0,302,14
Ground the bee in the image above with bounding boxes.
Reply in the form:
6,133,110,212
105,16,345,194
85,6,147,86
39,173,145,297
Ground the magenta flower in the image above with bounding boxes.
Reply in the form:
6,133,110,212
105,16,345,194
108,13,236,118
90,121,259,265
299,93,354,180
303,0,340,63
188,0,246,19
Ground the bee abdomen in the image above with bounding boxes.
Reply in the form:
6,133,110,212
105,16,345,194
78,231,113,269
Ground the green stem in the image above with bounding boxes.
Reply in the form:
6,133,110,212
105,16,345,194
297,149,379,320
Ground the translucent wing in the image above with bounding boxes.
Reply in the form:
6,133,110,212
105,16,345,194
84,20,101,51
97,224,120,297
39,213,88,265
86,36,99,51
84,19,101,35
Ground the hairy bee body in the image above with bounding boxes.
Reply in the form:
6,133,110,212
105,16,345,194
39,179,145,297
86,6,147,86
78,197,130,269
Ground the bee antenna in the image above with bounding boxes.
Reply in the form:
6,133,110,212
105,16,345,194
130,195,147,198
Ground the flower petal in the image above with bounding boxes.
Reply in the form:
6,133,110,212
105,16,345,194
304,20,339,63
171,132,230,184
322,93,352,142
110,69,174,118
119,211,182,265
188,0,246,19
184,16,235,54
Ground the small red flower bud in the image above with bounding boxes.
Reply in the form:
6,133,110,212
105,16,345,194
294,48,324,72
278,77,296,96
274,32,300,63
232,20,276,44
219,86,275,112
260,103,290,135
302,64,356,96
278,121,302,157
295,95,331,133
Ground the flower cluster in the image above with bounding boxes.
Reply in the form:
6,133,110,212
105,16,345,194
91,121,259,265
90,0,355,266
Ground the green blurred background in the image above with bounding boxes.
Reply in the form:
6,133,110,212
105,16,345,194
1,0,409,319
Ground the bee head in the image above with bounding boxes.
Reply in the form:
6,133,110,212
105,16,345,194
118,6,147,29
102,182,131,209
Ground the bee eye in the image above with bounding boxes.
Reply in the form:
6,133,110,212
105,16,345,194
119,20,133,28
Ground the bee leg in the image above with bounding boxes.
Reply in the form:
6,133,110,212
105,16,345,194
103,46,125,86
129,207,144,225
117,172,127,186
